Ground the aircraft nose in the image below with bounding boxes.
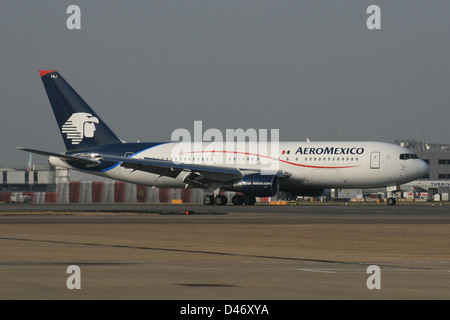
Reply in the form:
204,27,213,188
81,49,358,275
418,160,429,177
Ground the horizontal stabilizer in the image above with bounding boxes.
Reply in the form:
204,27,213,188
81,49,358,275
15,147,101,165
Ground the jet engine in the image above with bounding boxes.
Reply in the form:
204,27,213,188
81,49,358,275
224,174,279,197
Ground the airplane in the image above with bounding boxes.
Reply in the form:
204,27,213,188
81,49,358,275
400,180,450,192
16,70,429,206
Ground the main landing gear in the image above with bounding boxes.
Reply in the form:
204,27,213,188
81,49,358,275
202,194,227,206
202,194,256,206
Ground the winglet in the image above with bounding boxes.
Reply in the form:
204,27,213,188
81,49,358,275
39,70,57,77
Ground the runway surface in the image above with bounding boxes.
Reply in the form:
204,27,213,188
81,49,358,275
0,203,449,300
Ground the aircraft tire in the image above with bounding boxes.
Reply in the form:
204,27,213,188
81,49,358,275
232,195,244,205
203,195,215,205
386,197,397,206
214,195,228,206
243,196,256,205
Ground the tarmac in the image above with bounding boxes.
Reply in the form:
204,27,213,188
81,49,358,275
0,202,449,300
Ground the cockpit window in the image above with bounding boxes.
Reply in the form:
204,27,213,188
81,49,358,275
400,153,419,160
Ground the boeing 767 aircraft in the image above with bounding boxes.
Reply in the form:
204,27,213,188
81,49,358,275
16,71,429,205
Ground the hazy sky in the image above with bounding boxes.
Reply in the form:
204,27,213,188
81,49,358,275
1,1,449,166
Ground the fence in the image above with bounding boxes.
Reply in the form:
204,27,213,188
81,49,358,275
1,181,222,204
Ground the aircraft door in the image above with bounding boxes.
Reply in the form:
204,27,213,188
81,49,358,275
370,152,380,169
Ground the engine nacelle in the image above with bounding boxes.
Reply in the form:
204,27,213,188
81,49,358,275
224,174,279,197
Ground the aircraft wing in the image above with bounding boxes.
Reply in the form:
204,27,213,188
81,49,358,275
15,147,101,165
100,155,246,182
16,148,277,185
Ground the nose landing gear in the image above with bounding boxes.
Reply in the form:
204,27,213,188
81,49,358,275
386,185,399,206
386,197,397,206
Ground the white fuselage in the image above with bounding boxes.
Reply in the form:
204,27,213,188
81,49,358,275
49,141,429,192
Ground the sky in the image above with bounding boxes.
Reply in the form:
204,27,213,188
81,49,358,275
1,1,449,167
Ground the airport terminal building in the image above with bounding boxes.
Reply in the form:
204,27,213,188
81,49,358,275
0,164,207,204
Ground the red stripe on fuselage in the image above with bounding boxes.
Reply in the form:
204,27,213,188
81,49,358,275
182,150,359,169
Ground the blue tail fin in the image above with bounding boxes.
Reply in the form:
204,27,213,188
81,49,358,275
39,70,123,151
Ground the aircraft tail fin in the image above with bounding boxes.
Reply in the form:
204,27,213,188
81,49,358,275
39,70,123,151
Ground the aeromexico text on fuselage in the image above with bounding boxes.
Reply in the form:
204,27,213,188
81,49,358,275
293,146,365,155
